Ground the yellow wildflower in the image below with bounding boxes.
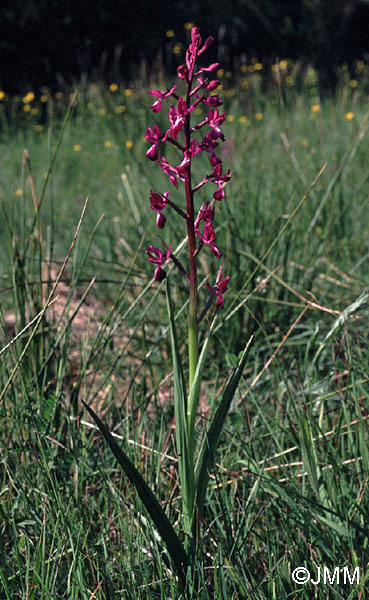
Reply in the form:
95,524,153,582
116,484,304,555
0,91,5,100
217,68,224,78
225,71,232,78
109,83,118,92
345,111,354,121
238,116,249,125
254,62,263,71
173,43,182,55
311,104,320,113
166,30,174,38
124,89,133,97
73,144,81,151
350,79,358,88
125,140,133,149
31,108,38,115
240,64,247,73
15,189,23,197
255,112,263,121
55,92,62,99
279,60,288,70
184,22,195,30
23,104,31,113
115,105,126,113
23,92,34,103
36,125,43,132
40,94,48,103
98,108,106,116
104,140,114,148
226,114,234,122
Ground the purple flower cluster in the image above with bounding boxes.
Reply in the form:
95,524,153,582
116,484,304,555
145,26,230,309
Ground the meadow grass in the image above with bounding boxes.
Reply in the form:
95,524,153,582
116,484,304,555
1,62,369,598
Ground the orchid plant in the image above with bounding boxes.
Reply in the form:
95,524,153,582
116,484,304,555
84,26,251,587
145,26,230,388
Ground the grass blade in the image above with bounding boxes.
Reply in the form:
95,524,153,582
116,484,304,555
82,400,188,583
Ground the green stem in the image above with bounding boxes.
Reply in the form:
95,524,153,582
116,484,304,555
184,107,198,391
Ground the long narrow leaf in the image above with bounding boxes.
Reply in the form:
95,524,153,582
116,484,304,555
194,335,254,521
82,401,187,582
187,315,218,436
298,411,321,500
166,281,193,524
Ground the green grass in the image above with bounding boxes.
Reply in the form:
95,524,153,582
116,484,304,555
1,62,369,598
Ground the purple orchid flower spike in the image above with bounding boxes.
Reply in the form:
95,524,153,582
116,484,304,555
145,24,231,313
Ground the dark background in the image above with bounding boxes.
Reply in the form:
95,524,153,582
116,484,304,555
1,0,369,93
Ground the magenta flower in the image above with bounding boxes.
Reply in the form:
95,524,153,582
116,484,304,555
176,152,191,177
208,109,226,141
201,132,221,166
209,163,231,200
145,124,164,160
206,264,230,308
177,64,189,80
149,190,169,229
198,36,215,56
149,85,178,113
167,97,188,139
157,157,180,188
195,222,221,258
202,95,223,107
146,245,172,281
206,80,220,92
197,62,221,74
195,201,214,228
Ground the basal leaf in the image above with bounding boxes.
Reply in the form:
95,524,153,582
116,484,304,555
82,401,187,583
194,336,253,524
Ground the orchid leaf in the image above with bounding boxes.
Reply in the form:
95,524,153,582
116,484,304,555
82,400,187,583
194,335,253,523
165,281,193,524
187,315,218,436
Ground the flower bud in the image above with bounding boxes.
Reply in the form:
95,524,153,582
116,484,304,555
213,186,225,201
154,266,166,282
156,212,166,229
145,145,159,161
207,80,220,91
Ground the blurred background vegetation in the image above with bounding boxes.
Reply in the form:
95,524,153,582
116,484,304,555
1,0,369,94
